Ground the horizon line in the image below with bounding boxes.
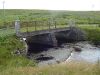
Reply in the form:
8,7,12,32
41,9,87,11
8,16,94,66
0,8,100,11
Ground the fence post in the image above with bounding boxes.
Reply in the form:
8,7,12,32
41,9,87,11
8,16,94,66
42,21,44,30
48,21,50,30
26,21,28,32
55,20,56,28
34,21,37,31
15,20,20,35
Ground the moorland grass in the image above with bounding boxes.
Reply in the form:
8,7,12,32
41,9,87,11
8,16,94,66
0,35,36,71
0,62,100,75
79,25,100,43
0,26,100,75
0,10,100,74
1,9,100,28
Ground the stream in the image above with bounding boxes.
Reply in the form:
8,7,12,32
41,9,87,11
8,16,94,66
29,42,100,66
66,42,100,63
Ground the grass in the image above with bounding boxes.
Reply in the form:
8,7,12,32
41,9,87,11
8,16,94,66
1,9,100,28
0,9,100,75
78,25,100,43
0,35,36,71
0,28,15,37
0,62,100,75
20,24,68,32
0,25,99,75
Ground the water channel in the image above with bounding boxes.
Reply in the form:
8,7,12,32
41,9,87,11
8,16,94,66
29,42,100,66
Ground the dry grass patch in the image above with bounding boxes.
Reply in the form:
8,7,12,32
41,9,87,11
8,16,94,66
1,62,100,75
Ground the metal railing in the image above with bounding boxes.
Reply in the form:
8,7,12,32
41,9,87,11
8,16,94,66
19,20,68,33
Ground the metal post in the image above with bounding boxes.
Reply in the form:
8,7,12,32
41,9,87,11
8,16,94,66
55,20,56,28
48,21,50,30
42,21,43,30
3,1,5,27
34,21,37,31
26,21,28,32
15,20,20,35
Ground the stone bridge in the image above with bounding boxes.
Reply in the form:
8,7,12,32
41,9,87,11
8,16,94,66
15,20,85,53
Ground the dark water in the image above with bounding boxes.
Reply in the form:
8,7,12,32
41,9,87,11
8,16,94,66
27,43,53,54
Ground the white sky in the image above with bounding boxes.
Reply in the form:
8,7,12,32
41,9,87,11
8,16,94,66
0,0,100,11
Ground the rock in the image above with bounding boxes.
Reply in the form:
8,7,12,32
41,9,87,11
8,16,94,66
11,48,27,56
15,50,20,55
11,50,20,56
54,47,59,49
60,45,65,48
98,45,100,48
56,60,60,64
73,46,82,52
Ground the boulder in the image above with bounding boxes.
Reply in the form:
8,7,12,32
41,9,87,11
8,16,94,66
73,46,82,52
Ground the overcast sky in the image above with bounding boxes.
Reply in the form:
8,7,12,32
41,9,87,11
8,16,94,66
0,0,100,11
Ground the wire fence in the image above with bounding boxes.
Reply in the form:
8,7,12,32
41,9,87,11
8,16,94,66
0,20,100,37
20,20,68,32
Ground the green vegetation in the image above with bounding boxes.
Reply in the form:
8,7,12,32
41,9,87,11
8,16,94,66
0,9,100,42
0,9,100,75
0,35,36,72
0,62,100,75
0,9,100,28
78,25,100,43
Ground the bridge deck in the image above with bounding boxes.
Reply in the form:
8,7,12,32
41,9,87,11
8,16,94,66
17,27,69,37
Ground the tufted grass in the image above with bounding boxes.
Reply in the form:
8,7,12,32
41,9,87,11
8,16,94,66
0,62,100,75
0,23,100,75
0,35,36,72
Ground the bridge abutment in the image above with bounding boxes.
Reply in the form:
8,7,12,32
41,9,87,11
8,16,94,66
25,33,58,53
